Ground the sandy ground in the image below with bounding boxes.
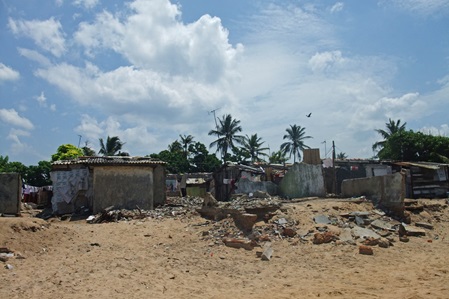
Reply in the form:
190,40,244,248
1,197,449,299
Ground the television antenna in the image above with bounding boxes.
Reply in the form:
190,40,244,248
208,108,220,130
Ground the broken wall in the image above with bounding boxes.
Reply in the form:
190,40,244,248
341,172,405,216
236,178,279,196
279,163,326,199
0,173,21,215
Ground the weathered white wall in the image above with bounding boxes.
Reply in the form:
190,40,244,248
279,163,326,199
341,172,404,216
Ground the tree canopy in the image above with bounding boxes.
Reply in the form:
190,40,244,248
51,144,83,161
208,114,244,162
99,136,126,156
280,124,312,163
378,130,449,163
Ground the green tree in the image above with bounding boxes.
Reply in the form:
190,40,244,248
99,136,125,156
379,130,449,162
25,161,52,186
280,124,312,163
179,134,194,159
372,118,407,155
268,150,288,164
188,142,221,172
81,141,96,156
168,140,183,153
240,134,269,163
208,114,244,162
52,144,83,161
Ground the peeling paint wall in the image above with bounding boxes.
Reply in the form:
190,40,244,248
341,172,405,216
279,163,326,198
0,173,21,215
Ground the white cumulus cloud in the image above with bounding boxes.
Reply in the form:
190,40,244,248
0,63,20,81
8,17,66,57
0,108,34,130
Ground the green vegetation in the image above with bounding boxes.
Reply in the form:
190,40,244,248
280,124,312,163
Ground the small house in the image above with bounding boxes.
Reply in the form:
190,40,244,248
51,156,166,214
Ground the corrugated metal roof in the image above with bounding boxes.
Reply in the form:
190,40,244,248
394,161,443,170
52,156,166,166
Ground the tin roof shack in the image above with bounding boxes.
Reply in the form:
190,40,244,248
0,172,21,215
323,159,392,194
51,157,166,215
279,163,326,199
213,163,277,201
395,162,449,199
186,173,213,197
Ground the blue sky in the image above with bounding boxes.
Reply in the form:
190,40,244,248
1,0,449,166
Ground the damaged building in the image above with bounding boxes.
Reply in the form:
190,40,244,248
51,156,166,215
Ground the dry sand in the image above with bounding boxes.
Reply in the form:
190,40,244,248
1,198,449,299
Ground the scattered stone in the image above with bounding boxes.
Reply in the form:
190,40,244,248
261,242,273,261
402,211,412,224
351,227,381,240
337,228,355,245
222,238,258,250
313,232,338,244
359,245,374,255
5,263,14,270
252,190,270,199
362,237,379,246
399,223,426,237
378,238,390,248
355,216,365,227
399,236,409,242
313,215,331,225
415,222,434,230
282,227,297,237
370,219,394,231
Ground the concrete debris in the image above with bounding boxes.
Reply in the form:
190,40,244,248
370,219,394,231
75,194,444,257
359,245,374,255
313,232,338,244
313,215,331,225
222,238,258,250
399,223,426,237
232,213,258,233
414,222,434,230
261,242,273,261
351,227,381,240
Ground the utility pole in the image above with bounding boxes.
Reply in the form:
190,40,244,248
332,140,337,194
78,135,82,148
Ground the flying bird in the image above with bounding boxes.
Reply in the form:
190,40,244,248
306,113,312,118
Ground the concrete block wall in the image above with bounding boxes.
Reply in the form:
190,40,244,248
0,173,22,215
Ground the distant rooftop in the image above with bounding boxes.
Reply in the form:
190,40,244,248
52,156,166,166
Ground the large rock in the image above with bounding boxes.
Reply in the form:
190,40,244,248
232,213,258,233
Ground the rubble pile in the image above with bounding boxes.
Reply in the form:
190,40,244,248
84,193,448,257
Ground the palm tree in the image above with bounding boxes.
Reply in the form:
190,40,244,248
372,119,407,152
337,152,348,160
98,136,125,156
208,114,244,162
268,150,288,164
179,134,194,158
241,134,269,163
280,124,312,163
